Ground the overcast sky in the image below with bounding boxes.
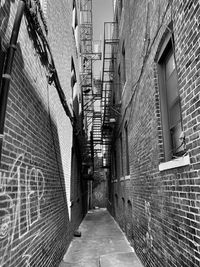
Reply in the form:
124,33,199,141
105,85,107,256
93,0,113,77
93,0,113,40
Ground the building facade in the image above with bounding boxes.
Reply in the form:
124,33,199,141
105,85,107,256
0,0,86,266
108,0,200,266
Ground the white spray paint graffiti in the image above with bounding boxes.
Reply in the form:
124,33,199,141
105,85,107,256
22,230,41,267
145,200,153,249
94,191,103,202
0,154,45,267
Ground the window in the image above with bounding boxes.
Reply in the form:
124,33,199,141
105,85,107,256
115,194,118,208
125,123,130,175
113,149,117,179
118,64,122,95
157,34,184,161
122,42,126,85
120,133,124,177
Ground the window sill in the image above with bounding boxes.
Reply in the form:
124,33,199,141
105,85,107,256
125,175,130,180
159,154,190,171
120,175,130,181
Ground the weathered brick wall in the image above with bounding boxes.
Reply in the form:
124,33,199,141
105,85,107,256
110,0,200,266
0,1,84,266
47,0,84,228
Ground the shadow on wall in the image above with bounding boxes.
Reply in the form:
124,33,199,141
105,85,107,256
0,42,70,267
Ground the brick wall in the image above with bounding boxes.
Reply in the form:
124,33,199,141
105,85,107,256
110,0,200,266
0,1,85,266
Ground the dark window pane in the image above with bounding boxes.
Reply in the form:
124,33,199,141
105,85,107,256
165,52,175,78
171,121,183,155
159,37,184,160
166,69,178,107
169,98,181,129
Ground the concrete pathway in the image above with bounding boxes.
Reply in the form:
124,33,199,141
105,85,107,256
59,208,143,267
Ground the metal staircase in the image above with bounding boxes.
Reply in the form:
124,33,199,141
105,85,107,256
80,0,102,176
92,78,103,166
101,22,119,168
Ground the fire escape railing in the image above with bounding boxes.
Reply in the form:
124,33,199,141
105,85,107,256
101,22,119,168
80,0,102,177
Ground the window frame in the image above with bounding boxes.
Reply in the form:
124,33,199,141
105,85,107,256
118,64,122,95
119,132,124,177
157,33,184,162
122,42,126,86
124,122,130,175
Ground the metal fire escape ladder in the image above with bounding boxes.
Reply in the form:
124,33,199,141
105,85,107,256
80,0,101,176
92,79,103,168
102,22,119,168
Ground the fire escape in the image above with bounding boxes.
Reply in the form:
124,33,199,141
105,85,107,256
80,0,101,178
101,22,119,168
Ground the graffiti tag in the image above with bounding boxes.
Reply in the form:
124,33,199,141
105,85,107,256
0,154,45,266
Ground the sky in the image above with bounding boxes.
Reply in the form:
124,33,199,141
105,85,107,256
93,0,113,40
93,0,113,77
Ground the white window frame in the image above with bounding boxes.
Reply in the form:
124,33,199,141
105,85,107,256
157,32,190,171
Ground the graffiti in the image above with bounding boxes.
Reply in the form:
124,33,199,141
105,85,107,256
22,231,41,267
94,191,103,202
0,154,45,267
145,200,153,249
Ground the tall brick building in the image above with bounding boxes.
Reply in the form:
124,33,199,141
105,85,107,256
0,0,87,266
104,0,200,266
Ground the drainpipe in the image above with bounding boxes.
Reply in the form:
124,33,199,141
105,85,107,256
89,131,94,209
0,0,26,163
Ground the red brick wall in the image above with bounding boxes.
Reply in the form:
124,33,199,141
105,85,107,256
110,1,200,266
0,1,84,266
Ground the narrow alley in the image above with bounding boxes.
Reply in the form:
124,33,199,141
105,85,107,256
0,0,200,267
59,209,143,267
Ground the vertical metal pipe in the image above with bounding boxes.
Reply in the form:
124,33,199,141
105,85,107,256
89,130,94,209
0,0,25,163
90,130,94,172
